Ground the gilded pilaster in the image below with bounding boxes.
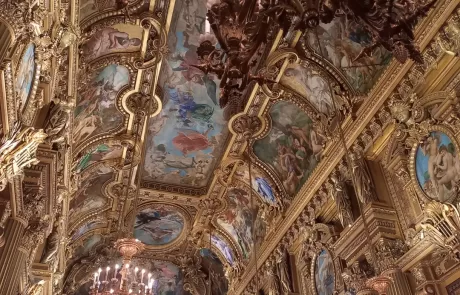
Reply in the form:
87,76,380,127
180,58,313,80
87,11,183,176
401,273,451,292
0,216,27,295
381,267,413,295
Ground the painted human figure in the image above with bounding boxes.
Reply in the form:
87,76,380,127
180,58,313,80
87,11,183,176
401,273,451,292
83,28,141,60
422,134,441,197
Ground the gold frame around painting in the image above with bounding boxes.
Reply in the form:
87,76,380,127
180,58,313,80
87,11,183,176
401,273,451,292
128,202,192,252
409,124,460,204
14,42,41,124
310,247,337,295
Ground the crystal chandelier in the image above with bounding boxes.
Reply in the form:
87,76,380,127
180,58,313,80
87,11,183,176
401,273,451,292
90,239,149,294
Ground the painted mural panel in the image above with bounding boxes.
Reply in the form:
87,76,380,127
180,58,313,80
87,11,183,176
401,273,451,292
142,0,228,189
200,248,228,295
134,205,185,246
415,131,460,203
315,249,335,295
234,164,277,204
253,101,324,196
15,43,36,110
75,143,123,172
73,64,128,144
71,219,104,242
280,63,334,116
147,260,187,295
306,16,392,93
82,24,142,61
80,0,98,20
74,234,102,258
217,188,256,259
211,235,234,266
69,168,113,222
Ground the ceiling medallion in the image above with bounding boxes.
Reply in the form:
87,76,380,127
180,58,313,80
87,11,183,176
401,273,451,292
195,0,436,116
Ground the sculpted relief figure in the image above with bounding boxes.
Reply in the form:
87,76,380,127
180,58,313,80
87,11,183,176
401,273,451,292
44,102,72,144
329,172,354,227
350,152,377,205
275,248,292,295
40,215,63,266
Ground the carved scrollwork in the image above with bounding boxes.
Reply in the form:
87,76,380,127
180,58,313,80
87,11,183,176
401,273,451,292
126,92,157,118
132,17,168,70
230,114,263,139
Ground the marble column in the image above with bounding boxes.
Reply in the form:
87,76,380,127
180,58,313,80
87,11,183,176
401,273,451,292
0,216,28,295
382,267,413,295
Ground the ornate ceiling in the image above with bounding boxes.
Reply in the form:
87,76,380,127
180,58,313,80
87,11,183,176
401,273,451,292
0,0,454,294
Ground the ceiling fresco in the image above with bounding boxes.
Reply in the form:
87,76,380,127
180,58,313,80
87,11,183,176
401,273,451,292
280,63,335,116
199,248,228,295
305,16,392,93
80,0,118,21
75,142,123,172
70,218,105,242
59,0,445,291
144,260,188,295
68,168,113,224
73,64,129,146
134,205,185,246
215,187,266,260
233,163,279,205
253,101,324,196
82,24,143,62
142,0,228,192
73,234,103,259
211,234,235,266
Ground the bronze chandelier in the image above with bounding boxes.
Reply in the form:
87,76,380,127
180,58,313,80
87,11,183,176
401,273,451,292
194,0,437,117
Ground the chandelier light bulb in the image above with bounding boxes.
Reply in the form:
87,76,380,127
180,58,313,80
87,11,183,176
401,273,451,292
129,289,133,294
106,267,110,271
125,264,130,269
98,268,102,273
135,267,139,273
148,273,152,278
110,290,114,294
115,264,119,269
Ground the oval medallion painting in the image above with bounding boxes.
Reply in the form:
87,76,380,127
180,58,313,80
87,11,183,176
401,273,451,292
134,205,184,246
15,44,36,110
415,131,460,203
315,249,335,295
